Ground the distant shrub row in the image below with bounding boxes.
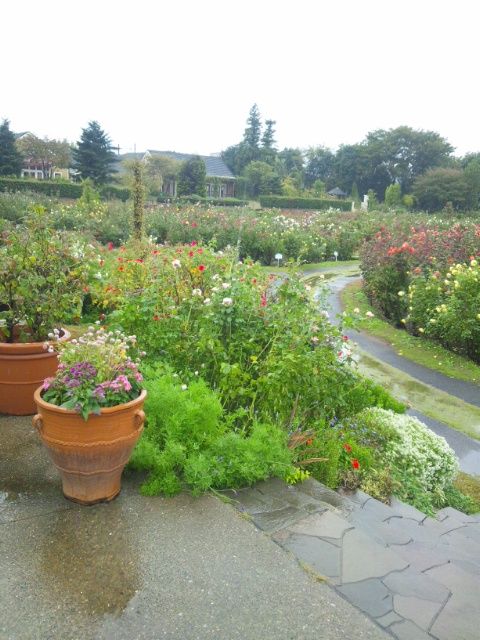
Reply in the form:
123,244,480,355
156,194,248,207
0,178,130,202
258,195,352,211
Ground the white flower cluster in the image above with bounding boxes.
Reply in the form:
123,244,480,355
360,408,458,492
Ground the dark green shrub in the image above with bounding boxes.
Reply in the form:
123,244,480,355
0,177,83,198
259,195,351,211
99,185,130,202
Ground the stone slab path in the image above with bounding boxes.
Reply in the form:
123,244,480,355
224,477,480,640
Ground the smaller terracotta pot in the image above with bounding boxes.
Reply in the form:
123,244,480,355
0,329,70,416
33,389,146,505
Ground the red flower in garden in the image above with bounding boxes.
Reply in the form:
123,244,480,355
342,335,349,342
135,259,143,263
188,251,194,258
343,443,352,453
153,315,160,321
306,438,313,446
107,242,114,251
252,278,257,284
351,459,360,470
190,241,197,246
191,222,198,228
197,248,203,254
118,266,124,272
261,294,267,307
198,265,206,272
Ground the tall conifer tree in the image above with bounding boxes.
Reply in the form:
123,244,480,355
0,119,23,176
73,121,116,185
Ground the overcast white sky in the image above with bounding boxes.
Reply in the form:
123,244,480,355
2,0,479,157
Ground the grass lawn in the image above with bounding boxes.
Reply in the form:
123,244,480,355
454,472,480,512
341,280,480,386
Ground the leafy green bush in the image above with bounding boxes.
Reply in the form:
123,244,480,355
128,366,294,496
259,195,351,211
0,190,55,222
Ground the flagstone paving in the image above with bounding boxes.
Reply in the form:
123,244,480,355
224,477,480,640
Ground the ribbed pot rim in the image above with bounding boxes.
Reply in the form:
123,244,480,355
34,387,147,416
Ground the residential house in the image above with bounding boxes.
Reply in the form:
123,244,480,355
143,150,235,197
14,132,69,180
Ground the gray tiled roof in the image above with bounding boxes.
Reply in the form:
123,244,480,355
146,150,235,179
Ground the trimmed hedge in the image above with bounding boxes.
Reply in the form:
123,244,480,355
0,178,83,198
259,195,352,211
157,194,247,207
0,178,131,202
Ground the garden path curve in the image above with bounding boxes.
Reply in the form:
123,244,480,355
305,267,480,475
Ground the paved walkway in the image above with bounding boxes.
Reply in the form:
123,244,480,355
0,414,388,640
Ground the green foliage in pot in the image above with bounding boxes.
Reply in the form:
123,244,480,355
0,207,88,342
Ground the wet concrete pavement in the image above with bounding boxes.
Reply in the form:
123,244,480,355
0,414,388,640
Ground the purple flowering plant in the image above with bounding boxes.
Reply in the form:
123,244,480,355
42,326,144,420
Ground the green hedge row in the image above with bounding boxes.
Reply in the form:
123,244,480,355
0,178,131,202
258,195,352,211
0,178,83,198
99,185,130,202
157,194,248,207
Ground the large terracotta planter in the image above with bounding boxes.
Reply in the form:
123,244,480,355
33,388,146,505
0,329,70,416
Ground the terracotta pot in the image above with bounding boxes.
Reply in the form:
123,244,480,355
0,329,71,416
33,388,146,505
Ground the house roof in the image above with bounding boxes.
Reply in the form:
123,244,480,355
328,187,347,197
146,150,235,179
13,131,33,140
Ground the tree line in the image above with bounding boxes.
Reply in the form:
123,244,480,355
2,111,480,211
222,105,480,210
